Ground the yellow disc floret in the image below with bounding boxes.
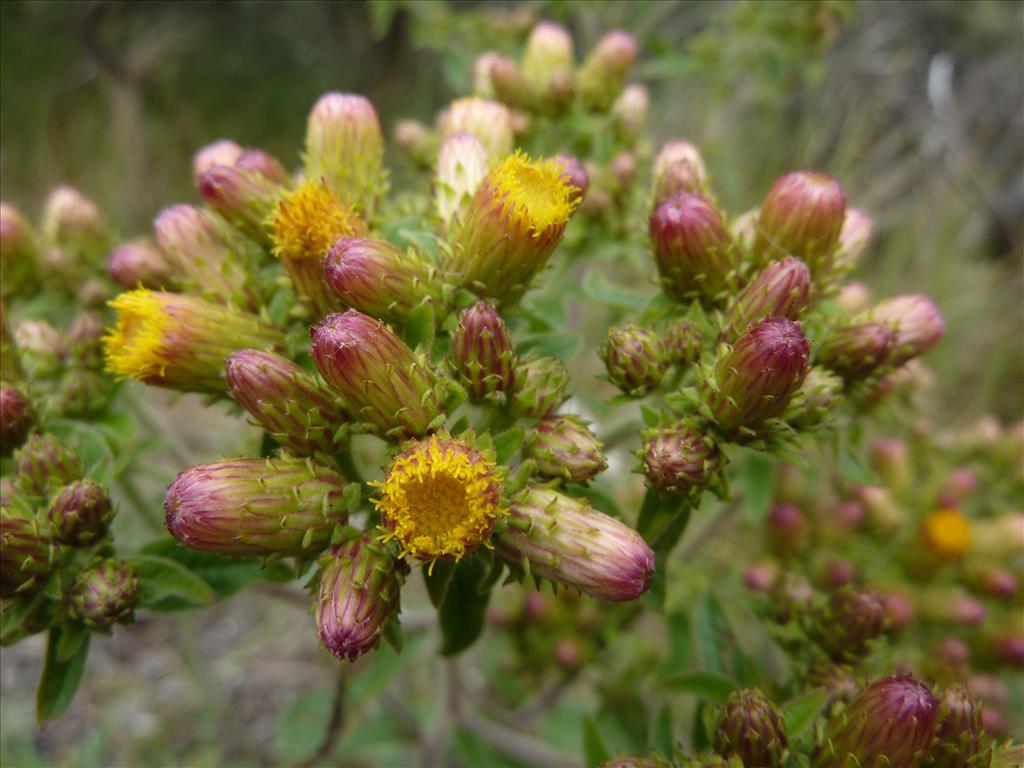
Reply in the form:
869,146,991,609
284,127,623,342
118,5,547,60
489,151,578,236
921,508,972,559
269,180,365,260
372,434,505,566
104,289,172,380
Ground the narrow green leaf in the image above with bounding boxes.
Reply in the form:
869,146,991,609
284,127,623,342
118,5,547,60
422,559,455,609
56,624,88,663
493,427,525,465
692,593,723,674
651,704,674,758
582,714,612,768
140,541,291,596
36,627,90,721
663,670,737,705
582,269,649,310
741,451,776,522
783,688,829,738
439,555,490,655
126,555,218,611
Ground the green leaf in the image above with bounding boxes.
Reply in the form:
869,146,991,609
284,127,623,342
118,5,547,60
692,592,724,674
741,450,776,522
382,617,404,654
492,427,524,464
516,332,579,360
140,540,292,597
784,688,829,739
56,624,88,663
422,559,455,609
438,555,490,655
582,269,649,310
582,714,612,768
662,670,737,705
651,704,674,758
404,303,436,352
126,555,218,611
36,626,90,721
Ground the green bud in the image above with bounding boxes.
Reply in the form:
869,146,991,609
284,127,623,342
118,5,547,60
600,324,668,396
524,415,607,483
14,434,83,497
0,507,57,597
810,587,887,662
712,688,788,768
48,479,113,546
510,352,570,419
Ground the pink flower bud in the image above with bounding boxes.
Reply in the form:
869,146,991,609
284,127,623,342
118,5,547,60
107,239,176,290
835,280,871,313
864,294,945,366
925,686,992,768
197,163,283,242
721,257,811,340
836,208,873,271
817,322,896,381
642,424,721,496
578,30,638,111
521,22,576,116
0,202,40,298
823,559,856,588
743,561,778,592
661,320,703,366
70,558,139,628
600,324,668,396
883,590,915,631
438,97,514,159
48,479,112,546
192,139,244,183
510,352,570,418
767,503,808,554
870,437,911,489
449,301,516,403
652,141,709,202
0,508,57,597
15,433,82,497
236,148,289,184
712,688,788,768
553,154,589,203
0,384,34,456
811,587,886,661
525,415,607,483
42,185,108,255
611,84,649,140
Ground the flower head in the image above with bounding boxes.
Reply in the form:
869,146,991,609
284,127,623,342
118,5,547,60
449,301,516,403
921,508,972,559
510,352,570,418
817,322,896,382
438,97,514,158
372,434,504,565
198,163,283,242
600,324,668,396
578,30,638,111
863,294,945,367
641,424,721,496
524,416,607,484
435,133,489,231
0,384,35,456
48,479,113,546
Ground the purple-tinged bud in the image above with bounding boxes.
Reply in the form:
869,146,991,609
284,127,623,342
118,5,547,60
611,84,649,140
521,22,576,116
198,163,283,242
700,317,810,435
488,55,532,110
392,119,437,169
918,589,986,626
15,319,63,378
236,148,289,184
855,485,902,535
770,572,813,623
923,686,992,768
449,301,515,403
0,202,40,298
192,139,244,183
525,416,607,483
438,97,514,159
923,638,971,685
496,487,654,602
787,367,842,428
993,635,1024,668
969,567,1017,600
14,433,82,496
305,92,385,217
641,424,721,496
510,352,570,418
967,675,1008,708
553,154,589,204
107,238,176,290
835,281,871,314
983,711,1010,740
69,559,138,628
42,185,108,256
311,310,442,440
652,141,709,202
870,437,911,490
48,479,112,546
661,320,703,367
731,208,759,253
815,676,938,768
712,688,788,768
315,536,406,661
940,467,978,504
862,294,945,366
823,559,856,588
722,257,811,340
67,311,105,370
472,51,503,99
555,639,582,670
165,456,348,555
578,30,638,111
767,503,808,554
0,509,57,597
835,208,873,272
753,171,846,283
600,324,668,396
807,664,860,704
817,322,896,381
225,350,348,458
610,152,637,197
435,133,489,232
883,590,915,631
324,237,444,325
811,587,886,661
743,561,779,592
650,193,739,304
0,384,35,456
57,370,107,417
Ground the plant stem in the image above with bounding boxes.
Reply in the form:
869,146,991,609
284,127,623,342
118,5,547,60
297,667,346,768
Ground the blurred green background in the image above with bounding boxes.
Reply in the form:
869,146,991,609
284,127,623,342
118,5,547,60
1,1,1021,765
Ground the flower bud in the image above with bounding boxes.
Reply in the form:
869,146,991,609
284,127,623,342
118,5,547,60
435,133,489,232
767,503,809,555
15,319,63,378
816,322,896,381
578,30,638,111
992,635,1024,668
311,310,442,440
600,324,668,396
496,487,654,602
652,141,709,202
198,163,283,242
939,467,978,504
486,55,532,110
324,237,443,325
917,588,986,626
868,437,910,490
15,433,82,496
521,22,576,116
731,208,759,253
525,416,607,483
855,484,903,536
641,424,721,496
862,294,945,366
42,185,108,257
920,508,971,560
969,567,1017,600
315,536,406,661
225,350,347,458
612,84,649,140
0,202,40,298
883,590,915,631
438,97,514,159
472,51,503,98
770,572,813,624
835,281,871,314
236,148,289,184
811,587,886,661
48,479,112,546
753,171,846,283
165,456,348,555
106,238,176,290
743,561,779,592
305,92,385,217
67,311,105,370
661,320,703,367
971,513,1024,559
192,139,244,183
923,686,992,768
104,289,283,393
650,193,739,304
712,688,788,768
553,154,589,204
0,384,35,456
449,301,516,403
822,559,856,588
57,370,107,417
700,317,810,435
815,675,938,768
69,559,139,628
836,208,873,272
0,509,57,597
721,257,811,340
786,367,842,428
510,352,570,418
392,119,437,169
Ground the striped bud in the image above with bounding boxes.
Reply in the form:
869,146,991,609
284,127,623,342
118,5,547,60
817,322,896,381
496,487,654,602
600,324,668,396
70,559,139,628
311,310,442,440
225,350,347,458
712,688,788,768
662,320,703,367
811,587,887,661
612,84,649,141
393,119,437,169
524,416,607,483
510,353,570,418
438,97,514,159
652,141,708,202
472,51,503,99
449,301,515,403
578,30,638,111
0,509,57,597
165,456,348,555
870,438,911,490
862,294,945,367
0,384,34,456
732,208,760,253
641,424,721,496
0,202,40,298
923,686,992,768
42,185,108,257
198,163,283,243
48,479,113,546
836,208,873,272
721,257,811,340
236,148,289,184
435,133,489,232
521,22,575,116
107,239,176,290
315,536,406,661
15,433,82,496
192,139,243,183
488,55,532,110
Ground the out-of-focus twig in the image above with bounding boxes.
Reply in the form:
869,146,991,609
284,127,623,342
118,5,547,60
460,708,583,768
296,668,346,768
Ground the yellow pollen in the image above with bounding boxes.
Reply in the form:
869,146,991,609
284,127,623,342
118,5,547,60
489,151,578,236
922,508,972,559
103,289,172,381
371,435,505,566
268,180,365,261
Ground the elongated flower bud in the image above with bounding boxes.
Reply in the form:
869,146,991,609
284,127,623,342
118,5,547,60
811,587,887,661
600,324,668,396
435,133,489,232
642,424,721,496
870,437,910,490
305,92,385,217
165,456,348,555
438,97,514,159
496,487,654,602
662,320,703,367
324,237,443,325
650,193,738,304
393,119,437,169
42,185,108,257
48,479,112,546
923,686,992,768
767,503,809,554
449,301,515,403
578,30,638,111
104,289,283,394
522,22,575,115
786,366,842,427
236,148,289,184
0,509,57,597
67,311,105,370
315,536,406,661
472,51,503,99
754,171,846,283
488,56,532,110
712,688,788,768
836,208,873,272
862,294,945,366
198,163,283,242
311,310,442,440
835,281,871,314
0,202,40,298
0,384,34,456
447,152,578,306
510,352,570,418
525,416,607,483
225,350,347,458
15,433,82,496
612,84,649,140
192,139,244,183
721,257,811,339
70,559,138,628
815,675,939,768
700,317,810,435
15,319,63,379
269,180,369,318
107,239,176,290
817,322,896,381
652,141,709,202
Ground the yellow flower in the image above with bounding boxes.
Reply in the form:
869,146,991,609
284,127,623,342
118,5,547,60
921,508,972,559
104,289,172,381
488,151,577,236
371,434,505,567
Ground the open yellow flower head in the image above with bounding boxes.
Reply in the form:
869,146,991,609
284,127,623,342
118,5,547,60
921,508,972,559
372,434,505,567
